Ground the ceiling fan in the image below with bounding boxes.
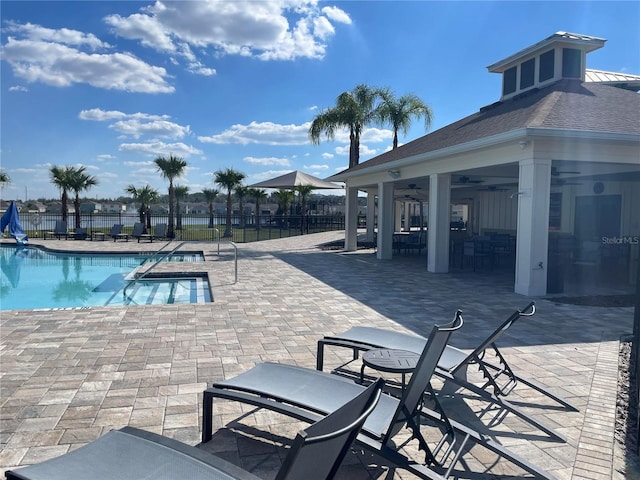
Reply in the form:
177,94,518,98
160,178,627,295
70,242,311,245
552,178,583,186
453,175,483,184
551,167,581,176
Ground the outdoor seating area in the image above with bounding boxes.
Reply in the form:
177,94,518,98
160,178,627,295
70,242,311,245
132,222,168,243
0,231,635,479
40,222,174,243
392,230,427,255
6,381,384,480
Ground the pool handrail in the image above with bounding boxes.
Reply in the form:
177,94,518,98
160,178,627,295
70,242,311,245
122,240,237,303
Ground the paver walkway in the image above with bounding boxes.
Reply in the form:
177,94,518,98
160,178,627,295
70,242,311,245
0,232,635,479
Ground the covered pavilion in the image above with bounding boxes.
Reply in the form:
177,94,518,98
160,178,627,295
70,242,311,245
330,32,640,296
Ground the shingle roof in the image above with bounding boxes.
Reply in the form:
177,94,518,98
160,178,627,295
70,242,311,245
339,80,640,175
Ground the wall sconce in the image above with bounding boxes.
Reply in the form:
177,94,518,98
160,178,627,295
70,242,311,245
387,169,401,179
519,140,529,150
509,189,531,199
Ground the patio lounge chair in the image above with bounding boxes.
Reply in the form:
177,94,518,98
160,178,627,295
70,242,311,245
67,227,87,240
130,222,147,242
203,312,556,480
5,379,384,480
152,223,167,240
133,223,168,242
44,220,68,239
108,224,127,242
317,302,577,442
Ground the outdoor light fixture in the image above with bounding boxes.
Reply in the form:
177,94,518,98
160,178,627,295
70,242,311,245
519,140,529,149
510,189,531,199
387,169,401,179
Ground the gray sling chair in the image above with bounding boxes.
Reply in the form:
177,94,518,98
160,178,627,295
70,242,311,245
316,301,577,443
203,311,557,480
5,379,384,480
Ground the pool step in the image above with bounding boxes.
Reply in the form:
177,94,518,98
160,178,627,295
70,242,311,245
106,277,212,306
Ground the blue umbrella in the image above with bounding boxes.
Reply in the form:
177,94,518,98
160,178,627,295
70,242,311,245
0,201,29,245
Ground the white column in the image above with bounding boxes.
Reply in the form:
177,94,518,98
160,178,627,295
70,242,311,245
515,158,552,296
427,173,451,273
377,181,395,259
395,200,403,232
366,190,376,242
345,185,359,251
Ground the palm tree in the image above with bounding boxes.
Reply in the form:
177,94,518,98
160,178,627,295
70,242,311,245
0,169,10,186
125,184,159,232
67,166,98,229
214,168,246,238
378,89,434,149
202,188,219,228
155,154,188,238
309,84,384,168
234,185,249,228
248,188,267,230
0,169,10,201
273,189,294,217
296,185,314,234
174,185,189,230
49,165,74,224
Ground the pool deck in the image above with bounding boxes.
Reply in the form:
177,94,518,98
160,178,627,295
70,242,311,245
0,232,635,479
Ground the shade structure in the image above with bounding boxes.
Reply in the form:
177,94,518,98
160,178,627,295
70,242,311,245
249,170,342,190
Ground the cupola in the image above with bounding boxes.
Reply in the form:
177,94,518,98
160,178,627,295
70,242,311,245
487,32,606,100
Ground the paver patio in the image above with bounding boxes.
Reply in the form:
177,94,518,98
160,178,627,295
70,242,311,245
0,232,635,479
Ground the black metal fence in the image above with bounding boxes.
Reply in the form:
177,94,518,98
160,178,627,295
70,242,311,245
635,252,640,454
18,212,345,243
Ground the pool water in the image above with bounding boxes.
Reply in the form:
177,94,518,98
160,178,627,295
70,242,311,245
0,245,211,310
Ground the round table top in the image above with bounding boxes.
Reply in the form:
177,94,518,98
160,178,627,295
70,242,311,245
361,348,419,374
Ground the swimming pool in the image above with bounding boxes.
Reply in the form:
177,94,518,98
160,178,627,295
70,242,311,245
0,245,211,310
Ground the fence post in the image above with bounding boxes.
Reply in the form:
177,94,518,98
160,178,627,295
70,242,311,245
634,250,640,455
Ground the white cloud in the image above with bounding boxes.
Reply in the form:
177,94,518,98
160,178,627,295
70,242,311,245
119,141,202,157
4,21,109,49
105,1,351,63
110,119,191,139
199,121,311,145
244,156,291,166
313,15,335,40
2,33,173,93
361,127,393,143
79,108,127,121
359,144,377,156
123,160,155,167
303,164,329,170
321,6,352,25
315,126,393,145
187,61,216,76
321,152,334,159
334,145,349,156
80,108,190,140
8,85,28,92
334,144,376,157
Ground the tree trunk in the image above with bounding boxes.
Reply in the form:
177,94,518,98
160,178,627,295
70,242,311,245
61,191,68,223
224,193,232,237
208,203,214,228
167,183,175,238
74,196,81,228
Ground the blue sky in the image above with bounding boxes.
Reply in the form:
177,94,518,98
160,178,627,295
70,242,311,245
1,1,638,201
